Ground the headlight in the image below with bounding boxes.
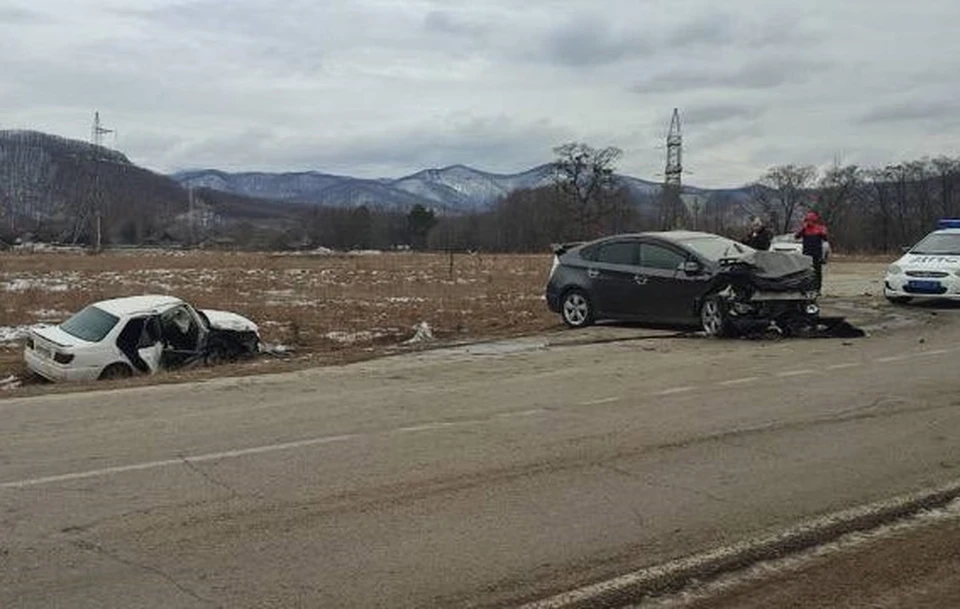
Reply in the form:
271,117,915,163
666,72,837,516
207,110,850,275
887,264,902,275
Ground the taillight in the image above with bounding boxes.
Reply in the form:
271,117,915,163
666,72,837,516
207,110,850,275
25,336,34,349
53,352,74,364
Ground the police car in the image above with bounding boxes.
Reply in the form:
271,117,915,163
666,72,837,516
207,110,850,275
884,219,960,303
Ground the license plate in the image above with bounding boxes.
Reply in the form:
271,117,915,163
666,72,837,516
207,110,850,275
907,280,941,292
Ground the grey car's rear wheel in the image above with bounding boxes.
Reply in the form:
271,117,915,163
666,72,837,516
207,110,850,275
701,296,733,338
561,289,594,328
99,362,133,380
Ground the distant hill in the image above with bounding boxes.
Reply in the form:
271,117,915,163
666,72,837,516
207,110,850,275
172,163,740,213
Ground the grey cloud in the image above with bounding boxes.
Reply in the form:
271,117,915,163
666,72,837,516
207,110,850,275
0,6,51,24
859,99,957,124
683,103,763,126
633,56,822,94
667,10,739,48
543,15,651,67
423,11,488,38
160,116,574,177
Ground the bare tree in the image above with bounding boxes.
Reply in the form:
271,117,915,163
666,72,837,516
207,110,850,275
552,142,623,239
746,164,818,234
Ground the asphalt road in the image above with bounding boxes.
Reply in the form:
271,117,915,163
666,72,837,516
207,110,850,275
2,304,960,608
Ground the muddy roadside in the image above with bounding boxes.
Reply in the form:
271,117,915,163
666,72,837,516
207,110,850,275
1,259,952,399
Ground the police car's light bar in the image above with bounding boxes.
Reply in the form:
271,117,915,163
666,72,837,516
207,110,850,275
938,219,960,229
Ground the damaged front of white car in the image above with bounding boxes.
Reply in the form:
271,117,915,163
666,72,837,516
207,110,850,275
24,295,261,382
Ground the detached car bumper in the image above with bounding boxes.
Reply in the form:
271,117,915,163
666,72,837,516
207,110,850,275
884,274,960,299
24,348,101,382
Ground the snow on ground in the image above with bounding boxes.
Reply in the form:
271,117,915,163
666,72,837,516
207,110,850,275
3,277,71,292
0,325,35,344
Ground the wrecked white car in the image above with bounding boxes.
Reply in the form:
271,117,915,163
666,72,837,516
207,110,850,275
24,295,261,382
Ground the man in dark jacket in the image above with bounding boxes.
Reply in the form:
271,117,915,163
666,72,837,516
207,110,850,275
795,211,828,292
742,217,773,250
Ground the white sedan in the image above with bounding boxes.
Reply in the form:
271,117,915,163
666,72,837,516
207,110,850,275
24,295,260,382
884,227,960,303
770,234,831,262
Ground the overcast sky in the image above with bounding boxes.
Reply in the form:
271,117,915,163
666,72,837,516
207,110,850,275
3,0,959,187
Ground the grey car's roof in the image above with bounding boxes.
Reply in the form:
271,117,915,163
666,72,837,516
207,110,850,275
589,231,729,243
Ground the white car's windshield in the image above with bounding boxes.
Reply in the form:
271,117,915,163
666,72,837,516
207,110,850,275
911,233,960,256
60,306,120,342
772,234,798,243
679,236,755,261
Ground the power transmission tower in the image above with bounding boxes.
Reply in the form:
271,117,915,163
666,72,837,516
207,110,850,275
87,111,114,251
91,111,113,148
659,108,688,229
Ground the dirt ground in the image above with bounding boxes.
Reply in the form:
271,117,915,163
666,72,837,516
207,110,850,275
0,251,900,396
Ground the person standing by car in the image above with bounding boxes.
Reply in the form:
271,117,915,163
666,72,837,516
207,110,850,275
742,217,773,251
795,211,828,292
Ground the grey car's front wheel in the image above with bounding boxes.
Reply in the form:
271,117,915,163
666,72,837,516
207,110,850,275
561,289,594,328
701,296,733,338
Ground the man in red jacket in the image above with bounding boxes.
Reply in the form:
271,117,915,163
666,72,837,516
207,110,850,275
795,211,828,292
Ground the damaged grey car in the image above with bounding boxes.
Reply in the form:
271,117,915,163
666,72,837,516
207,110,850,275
545,231,821,338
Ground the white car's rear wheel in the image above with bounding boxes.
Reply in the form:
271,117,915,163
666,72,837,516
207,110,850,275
99,362,133,380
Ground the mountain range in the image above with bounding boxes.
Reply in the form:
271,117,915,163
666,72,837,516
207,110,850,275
171,164,735,213
0,129,753,245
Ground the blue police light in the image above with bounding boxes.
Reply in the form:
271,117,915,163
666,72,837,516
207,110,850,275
937,219,960,230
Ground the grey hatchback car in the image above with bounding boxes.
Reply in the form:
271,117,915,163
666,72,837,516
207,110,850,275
544,231,820,337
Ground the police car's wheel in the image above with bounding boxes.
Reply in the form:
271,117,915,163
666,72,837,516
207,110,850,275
886,295,912,305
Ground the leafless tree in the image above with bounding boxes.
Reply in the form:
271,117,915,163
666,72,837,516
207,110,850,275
746,164,818,234
552,142,623,239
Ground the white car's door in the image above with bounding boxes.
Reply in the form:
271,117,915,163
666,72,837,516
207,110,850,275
137,316,163,372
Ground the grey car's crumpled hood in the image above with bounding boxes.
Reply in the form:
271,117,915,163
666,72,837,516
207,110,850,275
722,250,813,278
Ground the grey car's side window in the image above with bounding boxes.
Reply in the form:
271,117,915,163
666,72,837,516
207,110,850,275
640,244,687,271
594,241,638,266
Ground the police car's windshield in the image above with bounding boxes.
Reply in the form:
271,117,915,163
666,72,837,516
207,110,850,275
911,233,960,255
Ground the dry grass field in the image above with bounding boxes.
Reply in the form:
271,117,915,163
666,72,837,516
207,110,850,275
0,249,560,392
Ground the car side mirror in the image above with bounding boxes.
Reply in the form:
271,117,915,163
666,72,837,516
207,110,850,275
681,260,703,275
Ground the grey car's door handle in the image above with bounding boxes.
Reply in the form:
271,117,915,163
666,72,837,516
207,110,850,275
634,274,648,285
587,268,600,278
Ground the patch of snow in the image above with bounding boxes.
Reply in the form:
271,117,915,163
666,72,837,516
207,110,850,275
386,296,427,304
262,343,295,355
324,330,388,344
404,321,435,345
0,325,34,343
0,375,21,391
348,249,383,256
3,278,70,292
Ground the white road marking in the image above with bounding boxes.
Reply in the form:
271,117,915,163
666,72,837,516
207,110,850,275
827,363,861,370
655,387,695,396
719,377,759,386
876,355,912,363
776,369,816,378
579,397,620,406
916,349,950,357
494,409,546,419
0,434,359,490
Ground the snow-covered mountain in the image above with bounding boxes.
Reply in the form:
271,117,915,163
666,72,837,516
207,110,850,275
172,164,689,212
